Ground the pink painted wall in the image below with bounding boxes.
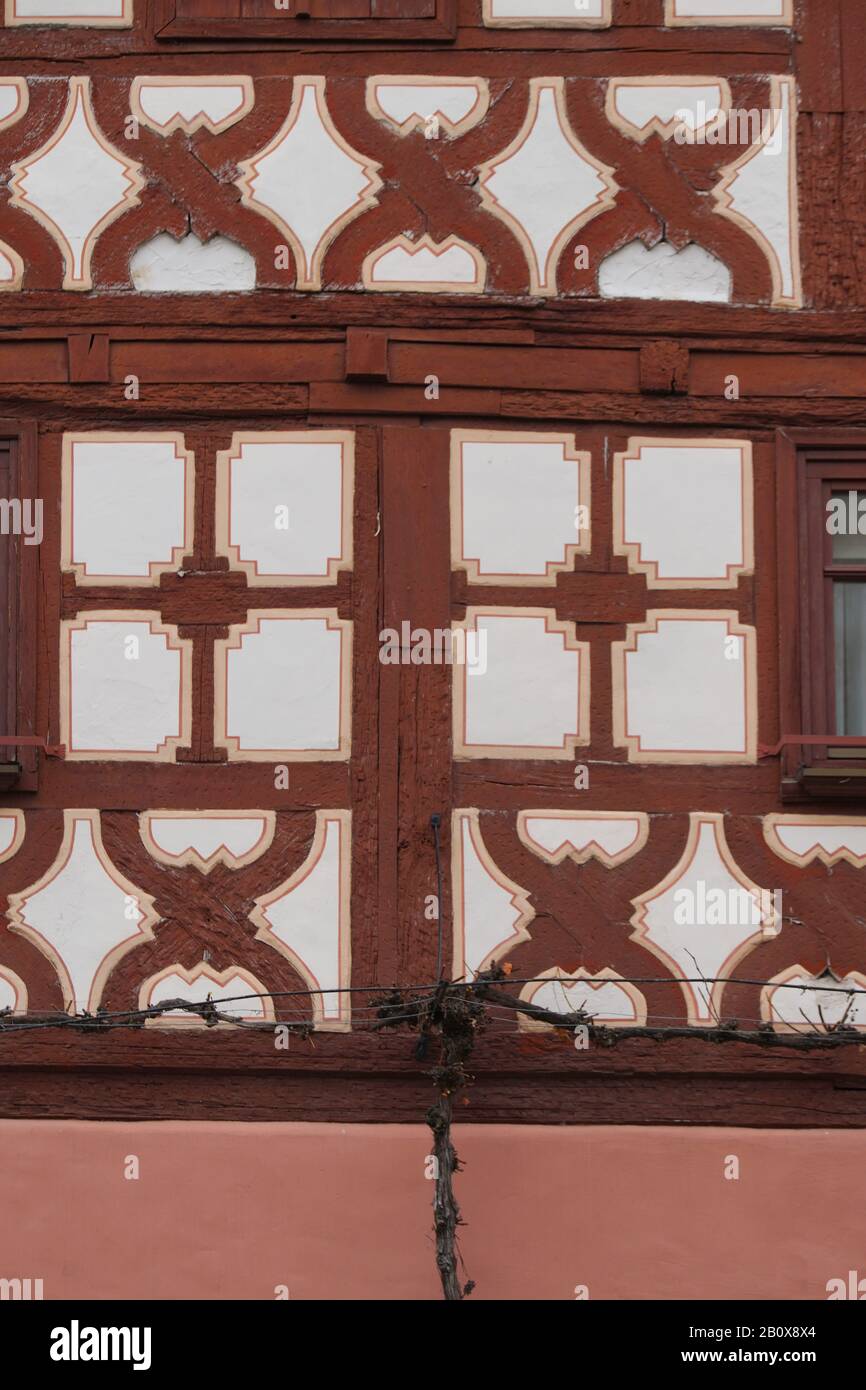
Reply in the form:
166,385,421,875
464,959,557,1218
0,1121,862,1300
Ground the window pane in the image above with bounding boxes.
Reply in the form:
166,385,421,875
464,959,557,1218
834,581,866,734
830,491,866,562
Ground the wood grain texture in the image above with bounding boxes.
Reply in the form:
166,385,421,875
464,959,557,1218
0,1028,864,1125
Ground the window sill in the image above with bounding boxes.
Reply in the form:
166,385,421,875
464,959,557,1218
783,766,866,802
154,0,457,41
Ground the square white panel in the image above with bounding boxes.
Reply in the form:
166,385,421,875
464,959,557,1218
216,431,353,585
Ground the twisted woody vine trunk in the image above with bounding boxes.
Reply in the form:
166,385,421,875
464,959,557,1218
423,985,483,1301
372,965,861,1301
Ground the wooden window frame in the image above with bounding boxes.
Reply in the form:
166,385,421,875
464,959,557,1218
777,429,866,800
153,0,457,42
0,420,38,792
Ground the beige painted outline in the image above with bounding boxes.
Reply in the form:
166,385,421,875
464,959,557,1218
612,609,758,765
478,77,618,296
631,811,779,1027
4,0,132,24
140,962,276,1029
365,75,490,138
450,428,591,584
516,810,649,868
0,239,24,292
518,967,647,1030
763,814,866,870
712,75,801,308
250,809,352,1032
605,76,732,144
453,607,590,761
139,810,277,874
451,808,535,980
482,0,611,28
60,611,193,762
612,436,754,589
665,0,792,27
761,965,866,1035
61,431,195,587
130,76,255,138
215,430,353,586
236,75,382,293
0,79,29,134
0,811,25,865
7,809,159,1014
0,965,27,1015
9,76,144,292
361,234,487,294
213,609,352,762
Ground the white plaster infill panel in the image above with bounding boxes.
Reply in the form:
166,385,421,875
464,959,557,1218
236,76,382,292
613,611,757,764
61,432,194,586
5,0,132,25
762,966,866,1034
605,78,731,144
130,77,254,137
631,812,780,1026
362,235,486,293
139,811,277,873
60,613,192,761
518,968,646,1029
214,610,351,761
0,966,27,1015
251,810,351,1030
140,963,275,1027
613,437,753,588
763,816,866,870
451,430,590,584
0,240,24,292
599,240,731,303
666,0,792,25
483,0,611,27
0,81,29,134
9,77,144,291
130,233,256,293
0,811,25,864
365,77,490,138
451,808,534,979
478,77,618,296
7,810,159,1014
516,810,649,867
713,75,801,308
453,608,589,760
215,431,353,585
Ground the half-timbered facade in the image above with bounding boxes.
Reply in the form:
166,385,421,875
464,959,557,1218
0,0,865,1300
